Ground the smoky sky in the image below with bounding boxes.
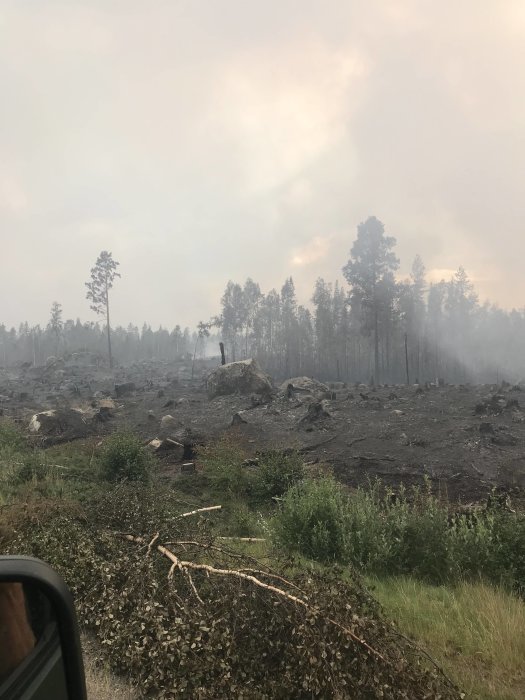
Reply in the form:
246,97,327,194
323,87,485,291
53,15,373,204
1,0,524,330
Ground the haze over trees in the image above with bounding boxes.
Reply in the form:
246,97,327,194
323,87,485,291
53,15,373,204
212,217,525,384
2,216,525,383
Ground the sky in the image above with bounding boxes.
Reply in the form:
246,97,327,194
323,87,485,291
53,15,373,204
1,0,524,330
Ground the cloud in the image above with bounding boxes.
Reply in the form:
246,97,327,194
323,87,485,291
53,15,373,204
0,0,524,329
291,235,335,267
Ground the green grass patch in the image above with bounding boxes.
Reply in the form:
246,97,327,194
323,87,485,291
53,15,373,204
369,576,525,700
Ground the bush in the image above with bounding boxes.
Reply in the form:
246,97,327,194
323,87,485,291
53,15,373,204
273,477,525,594
251,450,305,502
200,437,249,498
272,476,351,562
0,419,26,451
98,432,153,483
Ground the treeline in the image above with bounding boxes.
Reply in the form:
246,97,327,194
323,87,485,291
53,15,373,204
3,216,525,383
212,217,525,384
0,319,195,367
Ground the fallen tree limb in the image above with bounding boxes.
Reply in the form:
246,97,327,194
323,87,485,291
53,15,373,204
178,505,222,518
121,533,387,664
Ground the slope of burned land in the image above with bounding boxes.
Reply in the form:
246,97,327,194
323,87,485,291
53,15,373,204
2,355,524,504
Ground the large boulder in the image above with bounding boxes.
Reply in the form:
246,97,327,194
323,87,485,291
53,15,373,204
28,408,90,439
160,414,178,437
280,377,330,400
206,359,273,399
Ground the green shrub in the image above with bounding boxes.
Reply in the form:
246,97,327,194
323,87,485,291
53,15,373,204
251,450,305,502
272,476,351,562
223,501,259,537
273,476,525,594
0,419,26,451
200,437,250,498
98,432,153,483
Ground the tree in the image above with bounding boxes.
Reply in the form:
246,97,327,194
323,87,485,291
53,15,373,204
47,302,63,355
220,281,246,361
342,217,399,383
192,321,212,379
85,251,120,368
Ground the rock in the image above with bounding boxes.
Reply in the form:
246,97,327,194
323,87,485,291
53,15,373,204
160,414,178,436
163,399,175,408
231,412,248,426
280,376,330,400
92,406,112,422
115,382,136,398
299,400,331,425
207,359,273,399
147,438,185,458
148,410,156,420
28,408,89,439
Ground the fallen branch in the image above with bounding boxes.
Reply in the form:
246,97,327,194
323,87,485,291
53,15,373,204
121,533,387,664
178,506,222,518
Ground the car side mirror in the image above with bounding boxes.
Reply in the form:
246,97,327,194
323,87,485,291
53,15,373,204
0,556,87,700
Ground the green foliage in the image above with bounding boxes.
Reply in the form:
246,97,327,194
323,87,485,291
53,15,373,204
221,501,260,537
98,432,153,483
6,488,460,700
0,418,26,451
272,476,351,562
273,477,525,594
199,436,249,498
251,449,305,502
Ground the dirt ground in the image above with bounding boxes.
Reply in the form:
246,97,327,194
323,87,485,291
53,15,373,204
2,355,525,505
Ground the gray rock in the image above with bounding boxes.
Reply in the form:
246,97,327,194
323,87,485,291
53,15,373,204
206,359,273,399
28,408,89,438
147,438,185,458
280,376,330,400
160,414,178,436
115,382,136,398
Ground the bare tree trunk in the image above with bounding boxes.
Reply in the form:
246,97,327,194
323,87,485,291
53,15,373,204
404,333,410,385
219,342,226,365
105,280,113,369
374,305,380,384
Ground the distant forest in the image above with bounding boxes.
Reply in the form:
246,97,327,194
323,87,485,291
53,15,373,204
2,217,525,384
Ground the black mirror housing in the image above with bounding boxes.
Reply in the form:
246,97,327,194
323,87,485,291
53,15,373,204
0,556,87,700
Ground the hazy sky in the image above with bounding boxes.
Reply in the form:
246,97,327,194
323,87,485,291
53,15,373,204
1,0,524,330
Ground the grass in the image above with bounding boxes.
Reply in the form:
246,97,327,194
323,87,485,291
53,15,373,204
82,636,138,700
368,575,525,700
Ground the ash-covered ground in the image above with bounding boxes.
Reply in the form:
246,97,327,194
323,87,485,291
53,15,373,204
2,352,525,504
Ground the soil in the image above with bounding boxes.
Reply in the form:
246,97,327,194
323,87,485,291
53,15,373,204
2,355,525,505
